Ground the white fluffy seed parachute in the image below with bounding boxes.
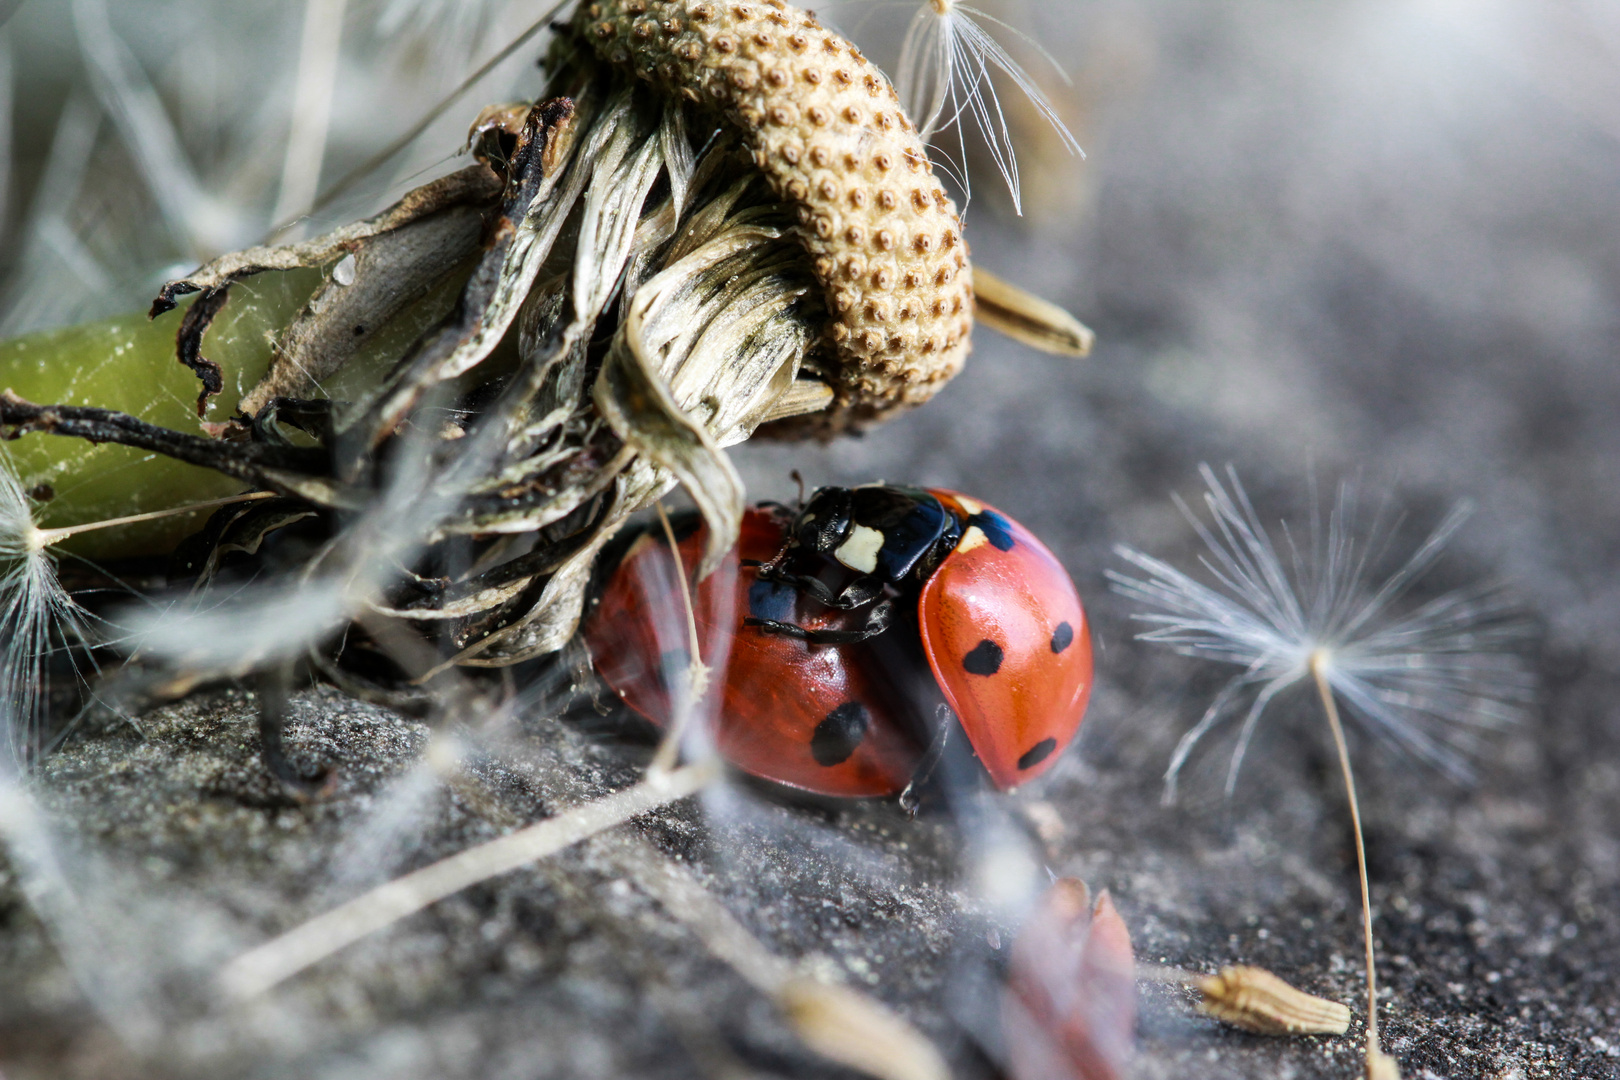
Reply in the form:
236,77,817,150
1109,463,1533,801
0,450,87,769
894,0,1083,214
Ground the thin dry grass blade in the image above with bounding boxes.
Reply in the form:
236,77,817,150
219,758,720,1000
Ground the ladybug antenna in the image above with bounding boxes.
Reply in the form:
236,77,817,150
752,520,799,580
789,469,807,509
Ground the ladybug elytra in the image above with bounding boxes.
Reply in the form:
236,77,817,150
584,485,1093,796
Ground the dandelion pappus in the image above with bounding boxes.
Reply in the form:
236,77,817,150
584,484,1093,796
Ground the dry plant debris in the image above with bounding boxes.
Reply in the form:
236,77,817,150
1,0,1091,749
0,4,1103,1076
1192,964,1353,1037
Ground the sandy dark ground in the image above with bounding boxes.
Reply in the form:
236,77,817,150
3,2,1620,1078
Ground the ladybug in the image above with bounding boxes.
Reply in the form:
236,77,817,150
583,485,1093,796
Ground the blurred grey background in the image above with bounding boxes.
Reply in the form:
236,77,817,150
2,1,1618,1077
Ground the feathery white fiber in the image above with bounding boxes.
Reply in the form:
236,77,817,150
0,451,88,769
894,0,1082,214
71,0,247,257
1109,464,1530,801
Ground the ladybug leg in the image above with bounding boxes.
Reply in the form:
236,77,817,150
899,705,954,817
828,576,885,609
743,538,797,579
754,568,885,611
745,598,893,644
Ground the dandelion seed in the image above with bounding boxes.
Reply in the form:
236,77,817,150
895,0,1083,213
2,449,276,766
1,451,85,769
1109,463,1529,801
1111,463,1532,1079
1190,964,1352,1037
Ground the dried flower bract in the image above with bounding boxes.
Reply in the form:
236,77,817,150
1194,965,1352,1036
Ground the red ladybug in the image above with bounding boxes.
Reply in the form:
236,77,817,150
584,485,1093,795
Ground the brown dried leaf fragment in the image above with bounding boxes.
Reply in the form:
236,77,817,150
1195,965,1353,1036
1004,879,1137,1080
150,165,505,317
147,163,505,423
238,204,489,418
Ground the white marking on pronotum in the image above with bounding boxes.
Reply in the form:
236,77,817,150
834,524,884,574
955,524,987,554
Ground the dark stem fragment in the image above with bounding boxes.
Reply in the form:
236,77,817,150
175,287,231,416
257,662,332,797
1,391,328,490
345,97,579,461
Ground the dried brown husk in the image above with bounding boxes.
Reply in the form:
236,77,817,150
1194,965,1353,1037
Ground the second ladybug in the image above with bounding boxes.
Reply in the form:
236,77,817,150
584,485,1093,797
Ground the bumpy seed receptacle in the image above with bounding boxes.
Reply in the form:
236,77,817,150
574,0,974,430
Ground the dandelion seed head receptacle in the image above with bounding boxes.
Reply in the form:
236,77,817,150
1109,464,1531,801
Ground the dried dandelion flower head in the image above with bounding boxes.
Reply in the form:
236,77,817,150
562,0,975,431
1110,464,1532,801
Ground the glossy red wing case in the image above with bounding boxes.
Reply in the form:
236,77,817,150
918,491,1093,789
586,508,924,797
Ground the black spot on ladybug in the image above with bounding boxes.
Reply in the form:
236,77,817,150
968,511,1015,551
962,639,1004,676
748,577,797,623
811,702,869,766
1050,621,1074,654
1017,737,1058,770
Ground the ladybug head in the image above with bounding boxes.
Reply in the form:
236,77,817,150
792,486,855,555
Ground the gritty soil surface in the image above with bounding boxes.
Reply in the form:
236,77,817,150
4,2,1620,1078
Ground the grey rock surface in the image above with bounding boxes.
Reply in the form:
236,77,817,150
4,2,1620,1079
